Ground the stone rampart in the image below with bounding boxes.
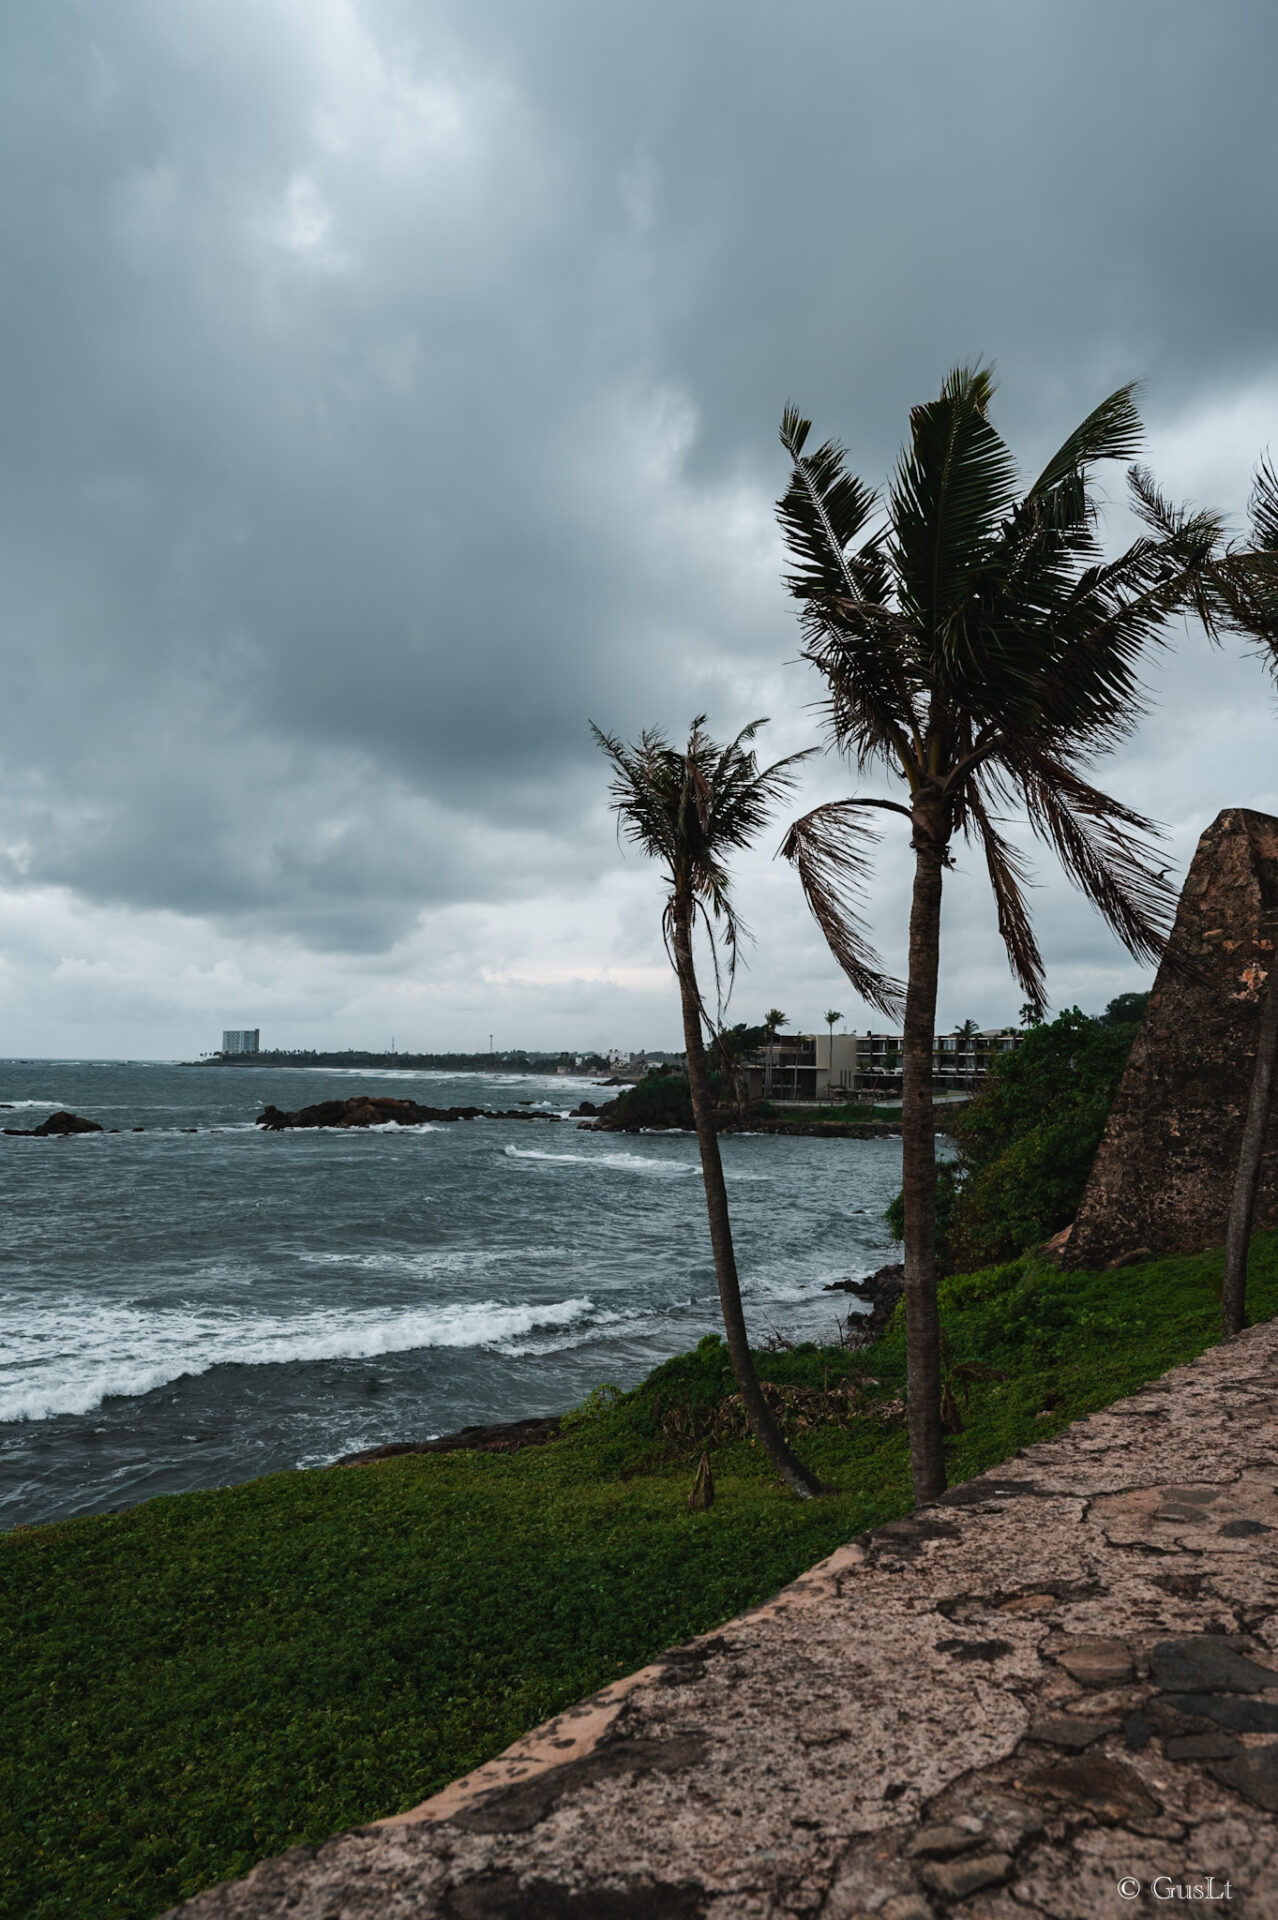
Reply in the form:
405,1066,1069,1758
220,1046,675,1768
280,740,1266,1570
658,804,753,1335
167,1322,1278,1918
1067,806,1278,1270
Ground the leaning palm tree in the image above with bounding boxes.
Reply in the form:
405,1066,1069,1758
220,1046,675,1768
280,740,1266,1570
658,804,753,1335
776,366,1222,1504
593,717,827,1499
1203,458,1278,1338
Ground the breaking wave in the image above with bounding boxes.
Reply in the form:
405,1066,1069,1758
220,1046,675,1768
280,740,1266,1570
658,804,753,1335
0,1295,597,1424
503,1145,694,1176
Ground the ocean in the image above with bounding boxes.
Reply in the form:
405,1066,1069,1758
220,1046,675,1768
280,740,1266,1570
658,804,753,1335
0,1060,903,1527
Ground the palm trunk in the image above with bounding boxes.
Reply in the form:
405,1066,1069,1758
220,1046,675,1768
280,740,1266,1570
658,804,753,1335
670,898,826,1499
1222,941,1278,1338
901,804,947,1505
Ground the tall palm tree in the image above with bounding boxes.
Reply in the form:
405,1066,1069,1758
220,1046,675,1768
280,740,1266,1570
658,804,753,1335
776,367,1221,1504
762,1007,788,1101
823,1009,843,1100
1204,459,1278,1338
593,717,827,1499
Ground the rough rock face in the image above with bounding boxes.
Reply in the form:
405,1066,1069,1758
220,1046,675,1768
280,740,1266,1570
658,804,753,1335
1067,806,1278,1269
164,1321,1278,1919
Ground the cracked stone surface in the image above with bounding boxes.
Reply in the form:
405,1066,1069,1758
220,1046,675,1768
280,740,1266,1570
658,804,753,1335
165,1320,1278,1918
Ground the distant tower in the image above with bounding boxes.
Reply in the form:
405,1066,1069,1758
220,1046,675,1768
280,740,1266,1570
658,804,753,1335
221,1029,260,1055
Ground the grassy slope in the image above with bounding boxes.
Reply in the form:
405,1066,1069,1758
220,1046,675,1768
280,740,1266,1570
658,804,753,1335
4,1233,1277,1920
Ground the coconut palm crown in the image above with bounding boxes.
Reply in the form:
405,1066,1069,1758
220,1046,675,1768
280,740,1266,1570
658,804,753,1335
776,366,1223,1502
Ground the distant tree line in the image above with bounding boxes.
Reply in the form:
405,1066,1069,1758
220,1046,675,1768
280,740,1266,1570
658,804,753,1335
208,1048,617,1073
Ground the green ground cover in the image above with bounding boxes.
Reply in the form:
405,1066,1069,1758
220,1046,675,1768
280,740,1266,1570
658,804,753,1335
5,1233,1277,1920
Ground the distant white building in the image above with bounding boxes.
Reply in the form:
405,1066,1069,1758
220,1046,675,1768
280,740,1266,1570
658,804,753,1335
221,1029,260,1055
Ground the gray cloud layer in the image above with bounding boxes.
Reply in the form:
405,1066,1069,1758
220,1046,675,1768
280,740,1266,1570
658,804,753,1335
1,0,1277,1048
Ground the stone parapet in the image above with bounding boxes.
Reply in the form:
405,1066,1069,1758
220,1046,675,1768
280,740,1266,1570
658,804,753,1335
1067,807,1278,1270
168,1320,1278,1918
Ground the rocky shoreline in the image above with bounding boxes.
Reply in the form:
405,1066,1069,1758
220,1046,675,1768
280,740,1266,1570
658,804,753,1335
333,1415,564,1467
581,1113,901,1139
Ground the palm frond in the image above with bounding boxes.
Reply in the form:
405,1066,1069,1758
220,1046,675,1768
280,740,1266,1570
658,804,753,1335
777,407,880,605
1193,456,1278,664
777,409,920,773
1252,455,1278,552
962,788,1046,1014
1008,748,1175,964
779,801,905,1017
1026,383,1143,500
889,364,1021,651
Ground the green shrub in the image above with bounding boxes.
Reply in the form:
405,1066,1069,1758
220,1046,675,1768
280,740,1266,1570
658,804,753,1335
598,1067,740,1130
887,1007,1139,1269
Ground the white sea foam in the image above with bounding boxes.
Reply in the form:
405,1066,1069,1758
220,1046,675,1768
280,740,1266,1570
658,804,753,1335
503,1145,694,1176
300,1246,563,1278
0,1098,69,1109
0,1295,596,1423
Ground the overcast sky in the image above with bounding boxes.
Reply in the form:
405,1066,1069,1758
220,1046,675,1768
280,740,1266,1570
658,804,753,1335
1,0,1276,1058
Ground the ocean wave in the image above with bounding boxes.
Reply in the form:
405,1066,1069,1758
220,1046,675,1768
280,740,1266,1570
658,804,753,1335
0,1295,597,1424
503,1145,694,1176
0,1098,69,1109
300,1246,564,1278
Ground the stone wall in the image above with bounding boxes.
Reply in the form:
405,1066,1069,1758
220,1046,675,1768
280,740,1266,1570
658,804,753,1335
1066,806,1278,1269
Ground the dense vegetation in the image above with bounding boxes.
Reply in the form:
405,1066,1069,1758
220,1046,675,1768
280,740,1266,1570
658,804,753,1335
887,1005,1143,1269
5,1228,1276,1920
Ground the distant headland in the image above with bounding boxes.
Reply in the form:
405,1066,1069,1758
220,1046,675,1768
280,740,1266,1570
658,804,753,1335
193,1047,677,1075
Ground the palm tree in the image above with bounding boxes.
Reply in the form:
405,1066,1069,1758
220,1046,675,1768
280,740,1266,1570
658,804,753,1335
776,367,1221,1504
762,1007,788,1101
1204,459,1278,1338
957,1016,980,1085
593,717,827,1499
822,1009,843,1100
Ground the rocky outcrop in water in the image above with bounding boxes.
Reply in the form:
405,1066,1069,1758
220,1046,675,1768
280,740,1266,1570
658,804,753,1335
255,1095,560,1130
822,1260,904,1342
3,1110,104,1137
333,1416,563,1466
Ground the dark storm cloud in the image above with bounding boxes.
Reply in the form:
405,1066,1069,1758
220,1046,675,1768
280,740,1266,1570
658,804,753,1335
0,0,1276,962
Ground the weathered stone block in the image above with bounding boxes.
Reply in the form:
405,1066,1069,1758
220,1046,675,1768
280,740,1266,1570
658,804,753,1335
1066,807,1278,1268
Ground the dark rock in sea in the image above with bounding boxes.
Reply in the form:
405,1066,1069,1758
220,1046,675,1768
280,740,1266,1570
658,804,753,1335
333,1415,563,1465
570,1100,598,1116
822,1262,904,1345
3,1109,105,1137
256,1095,561,1130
